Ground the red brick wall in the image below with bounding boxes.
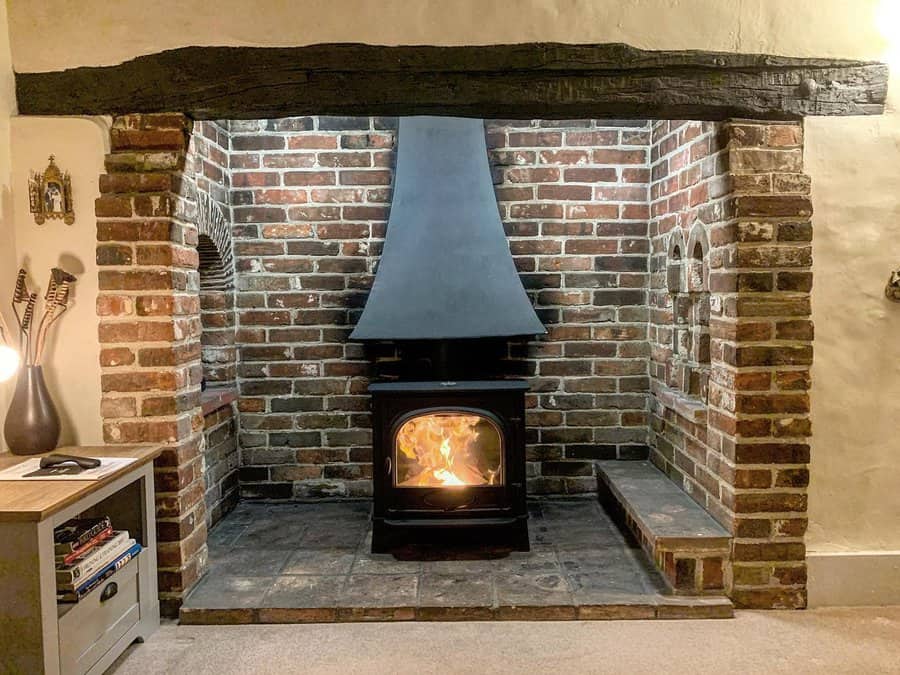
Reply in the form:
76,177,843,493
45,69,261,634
648,120,731,517
185,122,236,387
716,121,812,609
202,401,239,527
96,114,207,615
647,120,812,608
489,120,652,492
221,117,653,498
96,114,813,610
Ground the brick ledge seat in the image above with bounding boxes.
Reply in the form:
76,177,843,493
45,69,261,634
597,460,731,595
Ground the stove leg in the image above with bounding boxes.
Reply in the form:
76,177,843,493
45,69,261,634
371,519,392,553
511,519,530,552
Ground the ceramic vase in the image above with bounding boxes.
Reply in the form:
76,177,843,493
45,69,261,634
3,365,61,455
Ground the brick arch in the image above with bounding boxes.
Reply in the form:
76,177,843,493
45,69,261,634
195,193,233,291
685,220,710,293
666,228,686,295
194,191,237,387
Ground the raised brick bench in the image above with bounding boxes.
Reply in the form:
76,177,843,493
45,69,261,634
597,460,731,595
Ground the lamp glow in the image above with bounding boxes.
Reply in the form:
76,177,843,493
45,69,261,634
0,345,20,382
876,0,900,66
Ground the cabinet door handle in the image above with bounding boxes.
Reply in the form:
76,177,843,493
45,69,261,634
100,581,118,603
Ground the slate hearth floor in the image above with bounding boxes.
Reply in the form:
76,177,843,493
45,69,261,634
180,498,732,623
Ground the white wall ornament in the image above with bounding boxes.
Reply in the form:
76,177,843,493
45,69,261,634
28,155,74,225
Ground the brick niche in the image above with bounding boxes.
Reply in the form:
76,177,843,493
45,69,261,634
95,113,811,610
220,117,653,499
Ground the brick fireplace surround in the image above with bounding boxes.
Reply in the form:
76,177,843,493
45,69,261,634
95,113,811,614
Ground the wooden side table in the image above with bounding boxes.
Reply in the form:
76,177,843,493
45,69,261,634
0,445,162,675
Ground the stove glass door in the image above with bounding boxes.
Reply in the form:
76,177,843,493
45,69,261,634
393,410,504,488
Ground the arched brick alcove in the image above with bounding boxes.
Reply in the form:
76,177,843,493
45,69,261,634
194,192,236,387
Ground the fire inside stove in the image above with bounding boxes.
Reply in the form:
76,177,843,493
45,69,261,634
394,411,504,488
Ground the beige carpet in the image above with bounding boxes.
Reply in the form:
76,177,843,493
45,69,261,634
110,608,900,674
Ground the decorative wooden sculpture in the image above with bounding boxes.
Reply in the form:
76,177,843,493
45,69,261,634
28,155,74,225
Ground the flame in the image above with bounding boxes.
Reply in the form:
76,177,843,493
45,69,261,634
395,413,500,488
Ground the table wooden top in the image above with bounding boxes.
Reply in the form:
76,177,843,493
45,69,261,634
0,445,162,523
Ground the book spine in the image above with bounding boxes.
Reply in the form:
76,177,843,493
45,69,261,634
57,541,135,592
55,533,131,584
77,543,141,594
57,543,142,603
55,526,113,565
54,517,112,554
57,565,117,603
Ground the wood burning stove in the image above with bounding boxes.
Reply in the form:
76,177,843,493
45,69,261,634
351,116,545,552
370,380,530,552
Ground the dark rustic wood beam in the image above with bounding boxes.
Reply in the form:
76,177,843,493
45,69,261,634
15,43,888,121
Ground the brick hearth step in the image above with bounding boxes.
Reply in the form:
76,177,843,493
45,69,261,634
597,460,731,596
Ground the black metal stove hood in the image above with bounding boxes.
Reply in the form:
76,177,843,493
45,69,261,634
351,116,546,341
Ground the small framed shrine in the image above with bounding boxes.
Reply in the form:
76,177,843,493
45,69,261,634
28,155,74,225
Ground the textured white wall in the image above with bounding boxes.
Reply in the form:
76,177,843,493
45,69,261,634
3,0,900,556
6,116,108,448
0,2,17,452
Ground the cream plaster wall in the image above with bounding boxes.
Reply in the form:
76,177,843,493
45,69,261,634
3,0,887,72
3,1,900,560
0,2,17,453
806,89,900,553
6,117,108,448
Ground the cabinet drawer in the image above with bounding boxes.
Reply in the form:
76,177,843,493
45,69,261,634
58,557,140,675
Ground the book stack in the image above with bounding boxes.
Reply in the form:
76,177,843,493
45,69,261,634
53,516,142,603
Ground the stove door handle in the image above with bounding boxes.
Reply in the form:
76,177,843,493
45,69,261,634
385,456,392,476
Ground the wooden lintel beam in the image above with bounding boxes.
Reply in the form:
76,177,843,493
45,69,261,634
15,43,889,121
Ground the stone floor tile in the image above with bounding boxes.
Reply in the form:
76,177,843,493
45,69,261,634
557,548,639,574
418,574,494,607
494,572,573,606
182,575,275,609
210,548,293,577
339,574,419,608
300,526,367,550
261,575,346,608
553,531,629,551
282,549,357,575
206,522,249,550
527,502,545,519
422,558,498,576
232,520,308,549
566,571,649,600
190,498,733,622
351,553,423,575
493,549,561,575
539,500,601,519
